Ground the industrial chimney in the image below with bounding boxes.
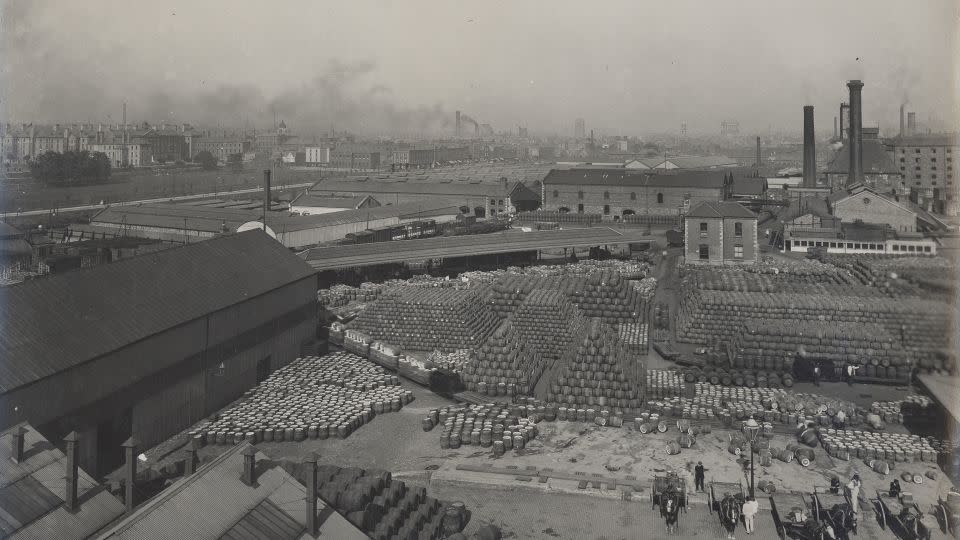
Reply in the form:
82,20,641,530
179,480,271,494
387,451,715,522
899,105,905,138
755,136,761,167
263,169,272,226
803,106,816,188
839,103,849,140
305,453,319,536
10,425,26,463
907,112,916,136
847,80,864,186
241,445,258,486
455,111,461,138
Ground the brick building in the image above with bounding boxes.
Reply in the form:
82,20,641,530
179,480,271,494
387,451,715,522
884,134,958,215
683,201,758,265
540,168,729,220
193,138,252,162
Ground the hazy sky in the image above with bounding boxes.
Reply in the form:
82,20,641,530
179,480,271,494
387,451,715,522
2,0,957,136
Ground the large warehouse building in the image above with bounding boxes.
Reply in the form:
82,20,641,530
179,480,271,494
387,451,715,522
540,168,730,219
0,231,318,476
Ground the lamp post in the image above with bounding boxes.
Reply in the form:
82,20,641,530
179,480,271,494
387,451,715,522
742,416,760,499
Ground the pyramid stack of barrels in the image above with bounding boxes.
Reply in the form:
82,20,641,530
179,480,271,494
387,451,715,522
349,288,499,352
200,353,410,444
283,462,467,540
462,320,548,396
424,402,547,454
546,318,642,417
512,289,588,361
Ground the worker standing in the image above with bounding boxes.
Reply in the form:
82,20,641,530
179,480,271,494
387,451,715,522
834,409,846,429
847,473,862,514
742,496,759,534
813,364,821,387
694,461,706,492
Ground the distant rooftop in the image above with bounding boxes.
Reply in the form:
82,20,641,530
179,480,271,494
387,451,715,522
686,200,757,219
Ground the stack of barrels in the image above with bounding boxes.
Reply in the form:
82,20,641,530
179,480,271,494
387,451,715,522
349,287,499,352
818,429,942,465
545,318,642,417
462,320,548,396
430,402,545,453
646,370,685,399
200,353,410,445
426,349,472,375
512,289,588,360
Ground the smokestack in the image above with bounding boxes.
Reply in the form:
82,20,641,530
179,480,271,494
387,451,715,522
803,106,816,188
64,432,79,511
263,169,271,226
907,112,916,135
121,437,139,513
755,136,761,167
899,104,905,137
10,425,26,463
847,80,864,186
839,103,849,140
305,453,318,536
241,445,258,486
455,111,461,138
834,117,838,139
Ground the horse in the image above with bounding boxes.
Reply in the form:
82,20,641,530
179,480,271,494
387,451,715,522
661,490,681,533
719,494,740,538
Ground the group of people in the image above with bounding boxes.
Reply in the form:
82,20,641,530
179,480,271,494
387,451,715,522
811,362,861,387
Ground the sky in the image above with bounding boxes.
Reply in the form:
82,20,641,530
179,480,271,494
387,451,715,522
1,0,958,137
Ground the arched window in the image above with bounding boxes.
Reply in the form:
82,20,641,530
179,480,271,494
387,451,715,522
630,192,637,200
603,191,610,200
657,193,664,204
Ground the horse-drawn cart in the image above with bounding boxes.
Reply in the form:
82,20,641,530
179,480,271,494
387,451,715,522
875,490,933,540
652,472,687,533
770,491,832,540
709,480,745,536
813,489,857,539
934,490,960,538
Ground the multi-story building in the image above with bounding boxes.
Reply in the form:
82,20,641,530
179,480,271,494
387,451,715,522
683,201,758,265
540,168,728,220
884,134,958,215
193,138,252,162
2,124,69,163
132,128,187,163
87,143,152,168
574,119,586,139
330,144,382,171
305,146,331,165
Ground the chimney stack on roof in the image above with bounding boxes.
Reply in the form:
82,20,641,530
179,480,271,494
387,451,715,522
847,80,864,186
121,437,139,513
64,431,80,511
241,445,258,486
10,425,27,463
305,453,319,536
183,446,197,476
802,106,816,188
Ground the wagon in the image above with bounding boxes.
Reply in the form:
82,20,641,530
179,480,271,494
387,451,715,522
875,489,933,540
813,489,858,539
770,491,831,540
708,480,745,515
934,491,960,538
651,471,688,512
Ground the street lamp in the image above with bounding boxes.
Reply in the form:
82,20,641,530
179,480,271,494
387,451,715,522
742,416,761,498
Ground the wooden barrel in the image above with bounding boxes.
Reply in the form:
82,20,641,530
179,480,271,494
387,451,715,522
871,460,891,475
728,442,743,456
799,428,819,447
638,423,651,434
657,421,668,433
665,441,681,455
422,418,435,432
777,449,794,463
678,433,695,448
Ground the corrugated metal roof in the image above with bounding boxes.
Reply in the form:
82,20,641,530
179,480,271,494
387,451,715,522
542,169,727,189
220,498,304,540
824,139,901,175
310,179,505,197
658,155,738,169
289,195,371,210
96,443,366,540
0,424,125,540
0,231,315,394
686,201,757,219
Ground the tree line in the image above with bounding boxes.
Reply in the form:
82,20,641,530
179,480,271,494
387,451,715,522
28,151,111,186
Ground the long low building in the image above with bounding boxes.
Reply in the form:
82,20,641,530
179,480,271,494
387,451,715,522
90,199,461,249
0,231,318,475
300,227,654,270
541,168,732,219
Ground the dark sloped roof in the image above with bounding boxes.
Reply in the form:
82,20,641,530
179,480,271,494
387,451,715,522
730,177,767,196
0,221,24,239
542,169,727,189
0,231,315,394
686,201,757,219
824,139,901,175
775,196,833,223
0,423,125,539
96,443,367,540
290,195,372,209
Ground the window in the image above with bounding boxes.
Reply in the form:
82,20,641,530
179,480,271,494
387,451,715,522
699,245,709,260
628,192,636,200
699,222,708,238
577,203,584,213
490,199,496,205
498,200,504,206
916,149,921,153
932,175,937,179
734,222,743,237
908,245,916,252
603,204,610,215
916,166,921,171
578,191,584,200
932,157,937,162
846,243,853,248
931,148,937,153
603,191,610,200
900,157,905,162
830,242,837,248
734,245,744,259
923,246,931,253
901,167,906,171
657,193,664,204
901,149,905,153
892,245,900,251
915,158,920,163
553,190,559,198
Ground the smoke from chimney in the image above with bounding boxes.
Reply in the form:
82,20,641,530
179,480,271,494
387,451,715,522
803,106,816,188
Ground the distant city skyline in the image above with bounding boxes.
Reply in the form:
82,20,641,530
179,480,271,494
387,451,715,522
2,0,957,136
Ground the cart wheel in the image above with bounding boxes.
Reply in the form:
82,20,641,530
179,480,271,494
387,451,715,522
776,521,784,540
936,505,947,534
878,504,886,530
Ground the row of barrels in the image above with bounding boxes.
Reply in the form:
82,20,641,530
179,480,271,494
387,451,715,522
682,367,794,389
646,370,685,398
203,354,411,444
818,429,942,464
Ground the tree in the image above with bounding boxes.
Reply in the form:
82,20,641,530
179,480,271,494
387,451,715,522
28,151,111,186
194,151,217,170
227,153,243,172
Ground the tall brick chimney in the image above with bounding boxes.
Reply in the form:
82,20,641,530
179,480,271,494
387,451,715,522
803,106,816,188
847,80,864,186
305,453,318,536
